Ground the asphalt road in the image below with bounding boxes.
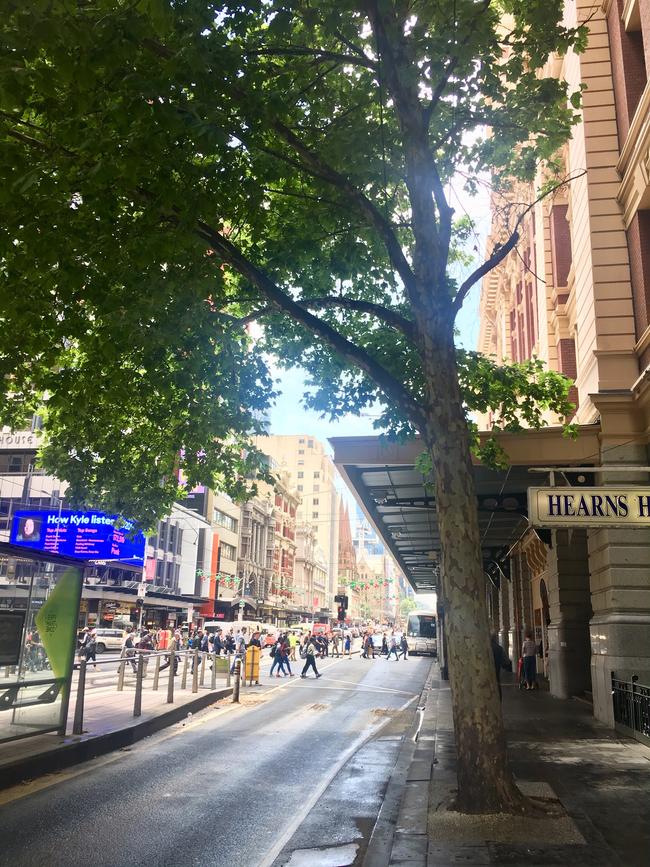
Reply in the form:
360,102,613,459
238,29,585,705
0,655,432,867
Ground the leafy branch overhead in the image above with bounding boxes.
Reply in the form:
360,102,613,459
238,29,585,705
0,0,587,524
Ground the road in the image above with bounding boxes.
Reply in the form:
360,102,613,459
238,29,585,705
0,654,432,867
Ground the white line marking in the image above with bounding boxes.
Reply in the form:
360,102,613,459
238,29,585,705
256,693,418,867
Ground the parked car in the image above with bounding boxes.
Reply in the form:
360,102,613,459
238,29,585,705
94,628,125,653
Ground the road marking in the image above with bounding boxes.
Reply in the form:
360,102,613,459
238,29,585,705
256,693,418,867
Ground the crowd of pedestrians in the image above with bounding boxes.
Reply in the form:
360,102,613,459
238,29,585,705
361,629,409,660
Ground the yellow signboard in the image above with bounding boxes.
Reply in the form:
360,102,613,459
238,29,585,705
245,645,260,684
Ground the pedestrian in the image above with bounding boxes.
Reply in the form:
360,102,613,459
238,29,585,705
522,631,538,690
398,634,409,660
387,632,399,661
365,633,375,659
381,633,388,656
84,630,98,669
280,633,294,678
344,633,352,658
300,637,321,678
230,627,247,675
213,629,224,656
331,632,340,657
289,631,298,661
77,627,92,663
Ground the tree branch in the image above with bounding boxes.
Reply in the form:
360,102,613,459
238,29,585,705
196,222,425,428
244,46,377,69
269,118,416,294
451,170,587,316
238,296,415,340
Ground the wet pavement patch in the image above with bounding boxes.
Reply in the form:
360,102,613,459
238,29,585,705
284,843,358,866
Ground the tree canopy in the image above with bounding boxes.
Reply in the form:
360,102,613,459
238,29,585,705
0,0,585,526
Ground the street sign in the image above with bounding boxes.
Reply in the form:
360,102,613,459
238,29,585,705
238,600,245,608
256,598,264,605
137,582,147,599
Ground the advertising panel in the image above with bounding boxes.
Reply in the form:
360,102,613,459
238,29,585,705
10,509,145,566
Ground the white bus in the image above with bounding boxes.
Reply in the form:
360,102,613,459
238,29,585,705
406,610,437,656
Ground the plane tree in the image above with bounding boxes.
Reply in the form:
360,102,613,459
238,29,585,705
0,0,585,812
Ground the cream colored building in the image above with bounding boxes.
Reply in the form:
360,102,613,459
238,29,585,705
254,435,341,615
476,0,650,730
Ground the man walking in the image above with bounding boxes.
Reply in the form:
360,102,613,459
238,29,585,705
387,632,399,661
300,636,321,679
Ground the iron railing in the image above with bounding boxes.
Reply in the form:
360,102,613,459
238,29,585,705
611,673,650,746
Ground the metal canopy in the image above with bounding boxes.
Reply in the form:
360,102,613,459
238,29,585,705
330,427,602,595
341,463,532,593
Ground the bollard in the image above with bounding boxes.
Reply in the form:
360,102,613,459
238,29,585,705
211,652,217,690
200,651,206,687
72,658,87,735
167,640,176,704
133,653,144,717
181,653,189,690
192,649,199,694
233,658,241,703
153,654,161,691
242,651,247,687
117,648,126,691
226,653,232,687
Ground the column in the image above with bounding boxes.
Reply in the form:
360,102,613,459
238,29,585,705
588,443,650,725
499,568,511,659
545,529,592,699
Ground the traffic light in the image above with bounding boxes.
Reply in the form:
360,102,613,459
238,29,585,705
337,605,346,622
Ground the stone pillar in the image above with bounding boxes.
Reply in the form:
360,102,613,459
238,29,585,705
588,443,650,726
499,569,511,659
545,529,592,699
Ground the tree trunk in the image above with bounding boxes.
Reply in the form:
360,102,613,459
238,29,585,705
419,316,528,814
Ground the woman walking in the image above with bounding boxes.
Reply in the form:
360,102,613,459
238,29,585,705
522,631,538,690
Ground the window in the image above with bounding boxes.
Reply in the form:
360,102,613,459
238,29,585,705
313,471,320,479
313,498,319,505
312,511,319,519
308,439,314,448
214,508,238,533
313,485,320,492
297,484,303,492
298,460,304,466
220,541,237,561
298,449,304,455
299,438,305,444
297,471,304,479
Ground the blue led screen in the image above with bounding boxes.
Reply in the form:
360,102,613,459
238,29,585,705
10,509,145,566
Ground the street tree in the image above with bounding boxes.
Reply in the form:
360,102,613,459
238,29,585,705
0,1,586,812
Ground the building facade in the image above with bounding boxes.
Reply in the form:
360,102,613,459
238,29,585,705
477,0,650,726
253,434,341,615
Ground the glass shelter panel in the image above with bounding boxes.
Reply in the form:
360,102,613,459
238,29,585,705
0,556,82,743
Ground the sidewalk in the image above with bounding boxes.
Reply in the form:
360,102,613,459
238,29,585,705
368,666,650,867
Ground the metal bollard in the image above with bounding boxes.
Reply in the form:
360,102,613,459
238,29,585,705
211,652,217,690
181,653,189,690
242,651,247,687
153,655,161,691
133,653,144,717
167,640,176,704
192,649,199,694
226,653,232,687
200,651,206,687
72,657,87,735
233,658,241,703
117,648,126,691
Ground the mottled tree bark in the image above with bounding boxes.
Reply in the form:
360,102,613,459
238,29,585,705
418,314,527,814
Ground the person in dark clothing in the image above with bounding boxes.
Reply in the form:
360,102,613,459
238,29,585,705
300,638,321,678
490,633,507,701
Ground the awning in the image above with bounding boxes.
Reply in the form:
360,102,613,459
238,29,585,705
330,425,601,594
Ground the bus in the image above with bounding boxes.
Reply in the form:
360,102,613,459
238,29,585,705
406,610,437,656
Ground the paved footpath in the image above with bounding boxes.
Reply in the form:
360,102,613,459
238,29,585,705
365,669,650,867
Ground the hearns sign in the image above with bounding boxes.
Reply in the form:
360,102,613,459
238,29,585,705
528,487,650,528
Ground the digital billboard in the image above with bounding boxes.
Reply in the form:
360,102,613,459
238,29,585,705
10,509,145,566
